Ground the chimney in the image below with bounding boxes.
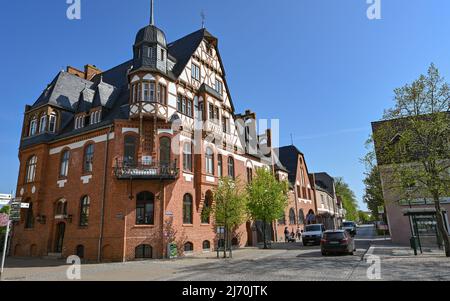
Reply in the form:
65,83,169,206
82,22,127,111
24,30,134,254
84,64,102,81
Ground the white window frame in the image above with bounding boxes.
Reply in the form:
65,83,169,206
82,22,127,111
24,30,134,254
49,113,56,132
39,115,47,133
29,118,38,136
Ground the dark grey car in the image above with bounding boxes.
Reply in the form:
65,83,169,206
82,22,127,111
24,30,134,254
320,230,356,256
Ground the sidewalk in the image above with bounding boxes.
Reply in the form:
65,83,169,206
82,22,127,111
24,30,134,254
366,239,447,259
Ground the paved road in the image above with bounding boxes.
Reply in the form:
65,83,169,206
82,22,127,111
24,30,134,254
3,224,449,281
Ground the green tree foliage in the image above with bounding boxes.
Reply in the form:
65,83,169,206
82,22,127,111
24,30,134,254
362,139,386,220
373,64,450,257
357,211,371,224
334,177,359,221
246,168,289,249
0,206,10,235
211,177,247,258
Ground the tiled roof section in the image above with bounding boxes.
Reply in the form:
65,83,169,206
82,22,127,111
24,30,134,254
168,28,214,78
76,86,95,113
32,71,94,111
312,173,335,198
275,145,304,185
92,79,118,109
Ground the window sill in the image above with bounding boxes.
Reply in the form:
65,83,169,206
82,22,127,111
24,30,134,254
182,224,194,227
200,223,211,227
133,225,156,229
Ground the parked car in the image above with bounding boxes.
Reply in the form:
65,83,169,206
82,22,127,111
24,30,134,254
302,224,325,246
321,230,356,256
341,221,357,236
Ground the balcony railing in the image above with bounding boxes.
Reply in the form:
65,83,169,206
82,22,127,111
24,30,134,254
114,159,179,180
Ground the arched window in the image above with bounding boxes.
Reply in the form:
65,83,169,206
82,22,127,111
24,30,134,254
29,117,37,136
298,209,305,225
25,156,37,183
228,157,235,179
79,196,90,227
289,208,296,225
76,245,85,259
60,150,70,178
217,155,223,178
49,113,57,132
183,143,192,172
205,147,214,175
124,136,138,165
202,241,211,250
247,167,253,183
135,244,152,259
136,192,154,225
201,191,212,224
39,114,47,133
183,194,193,224
159,137,171,167
25,201,34,229
184,242,194,252
55,199,67,216
83,144,94,173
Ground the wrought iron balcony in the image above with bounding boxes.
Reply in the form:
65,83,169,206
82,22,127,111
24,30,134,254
114,159,179,180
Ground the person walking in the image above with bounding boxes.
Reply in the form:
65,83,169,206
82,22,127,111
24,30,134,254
284,227,289,242
296,227,302,240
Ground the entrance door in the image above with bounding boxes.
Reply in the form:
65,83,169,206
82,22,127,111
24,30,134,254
55,222,66,253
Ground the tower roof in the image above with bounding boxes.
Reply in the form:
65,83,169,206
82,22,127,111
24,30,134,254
134,24,167,47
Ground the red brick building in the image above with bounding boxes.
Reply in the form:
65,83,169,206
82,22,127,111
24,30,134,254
11,10,317,262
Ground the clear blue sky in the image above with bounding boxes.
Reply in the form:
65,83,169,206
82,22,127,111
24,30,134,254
1,0,450,210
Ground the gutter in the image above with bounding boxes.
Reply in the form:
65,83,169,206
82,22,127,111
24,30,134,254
97,124,113,262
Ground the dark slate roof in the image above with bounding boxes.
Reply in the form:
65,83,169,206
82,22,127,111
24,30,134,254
32,71,95,111
135,25,167,46
312,173,335,198
274,145,305,185
21,28,233,149
168,28,210,78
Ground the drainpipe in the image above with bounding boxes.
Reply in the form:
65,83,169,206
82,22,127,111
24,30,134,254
97,125,113,262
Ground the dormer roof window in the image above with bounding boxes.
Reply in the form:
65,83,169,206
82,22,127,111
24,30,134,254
90,110,102,125
39,114,47,133
75,115,86,130
29,117,38,136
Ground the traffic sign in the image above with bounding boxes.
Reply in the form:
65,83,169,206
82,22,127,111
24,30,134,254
9,201,21,222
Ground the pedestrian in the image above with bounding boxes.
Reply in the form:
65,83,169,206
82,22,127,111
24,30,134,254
296,227,301,240
291,230,295,242
284,227,289,242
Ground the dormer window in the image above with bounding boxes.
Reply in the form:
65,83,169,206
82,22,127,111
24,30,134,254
29,117,38,136
160,49,165,60
39,114,47,133
49,113,57,133
90,110,102,125
75,115,85,130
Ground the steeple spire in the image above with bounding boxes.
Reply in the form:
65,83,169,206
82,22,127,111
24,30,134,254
150,0,154,25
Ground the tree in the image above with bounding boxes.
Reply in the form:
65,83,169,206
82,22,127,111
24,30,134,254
373,64,450,257
334,177,359,221
246,168,289,249
211,177,247,258
0,206,10,235
362,139,386,220
357,211,371,224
